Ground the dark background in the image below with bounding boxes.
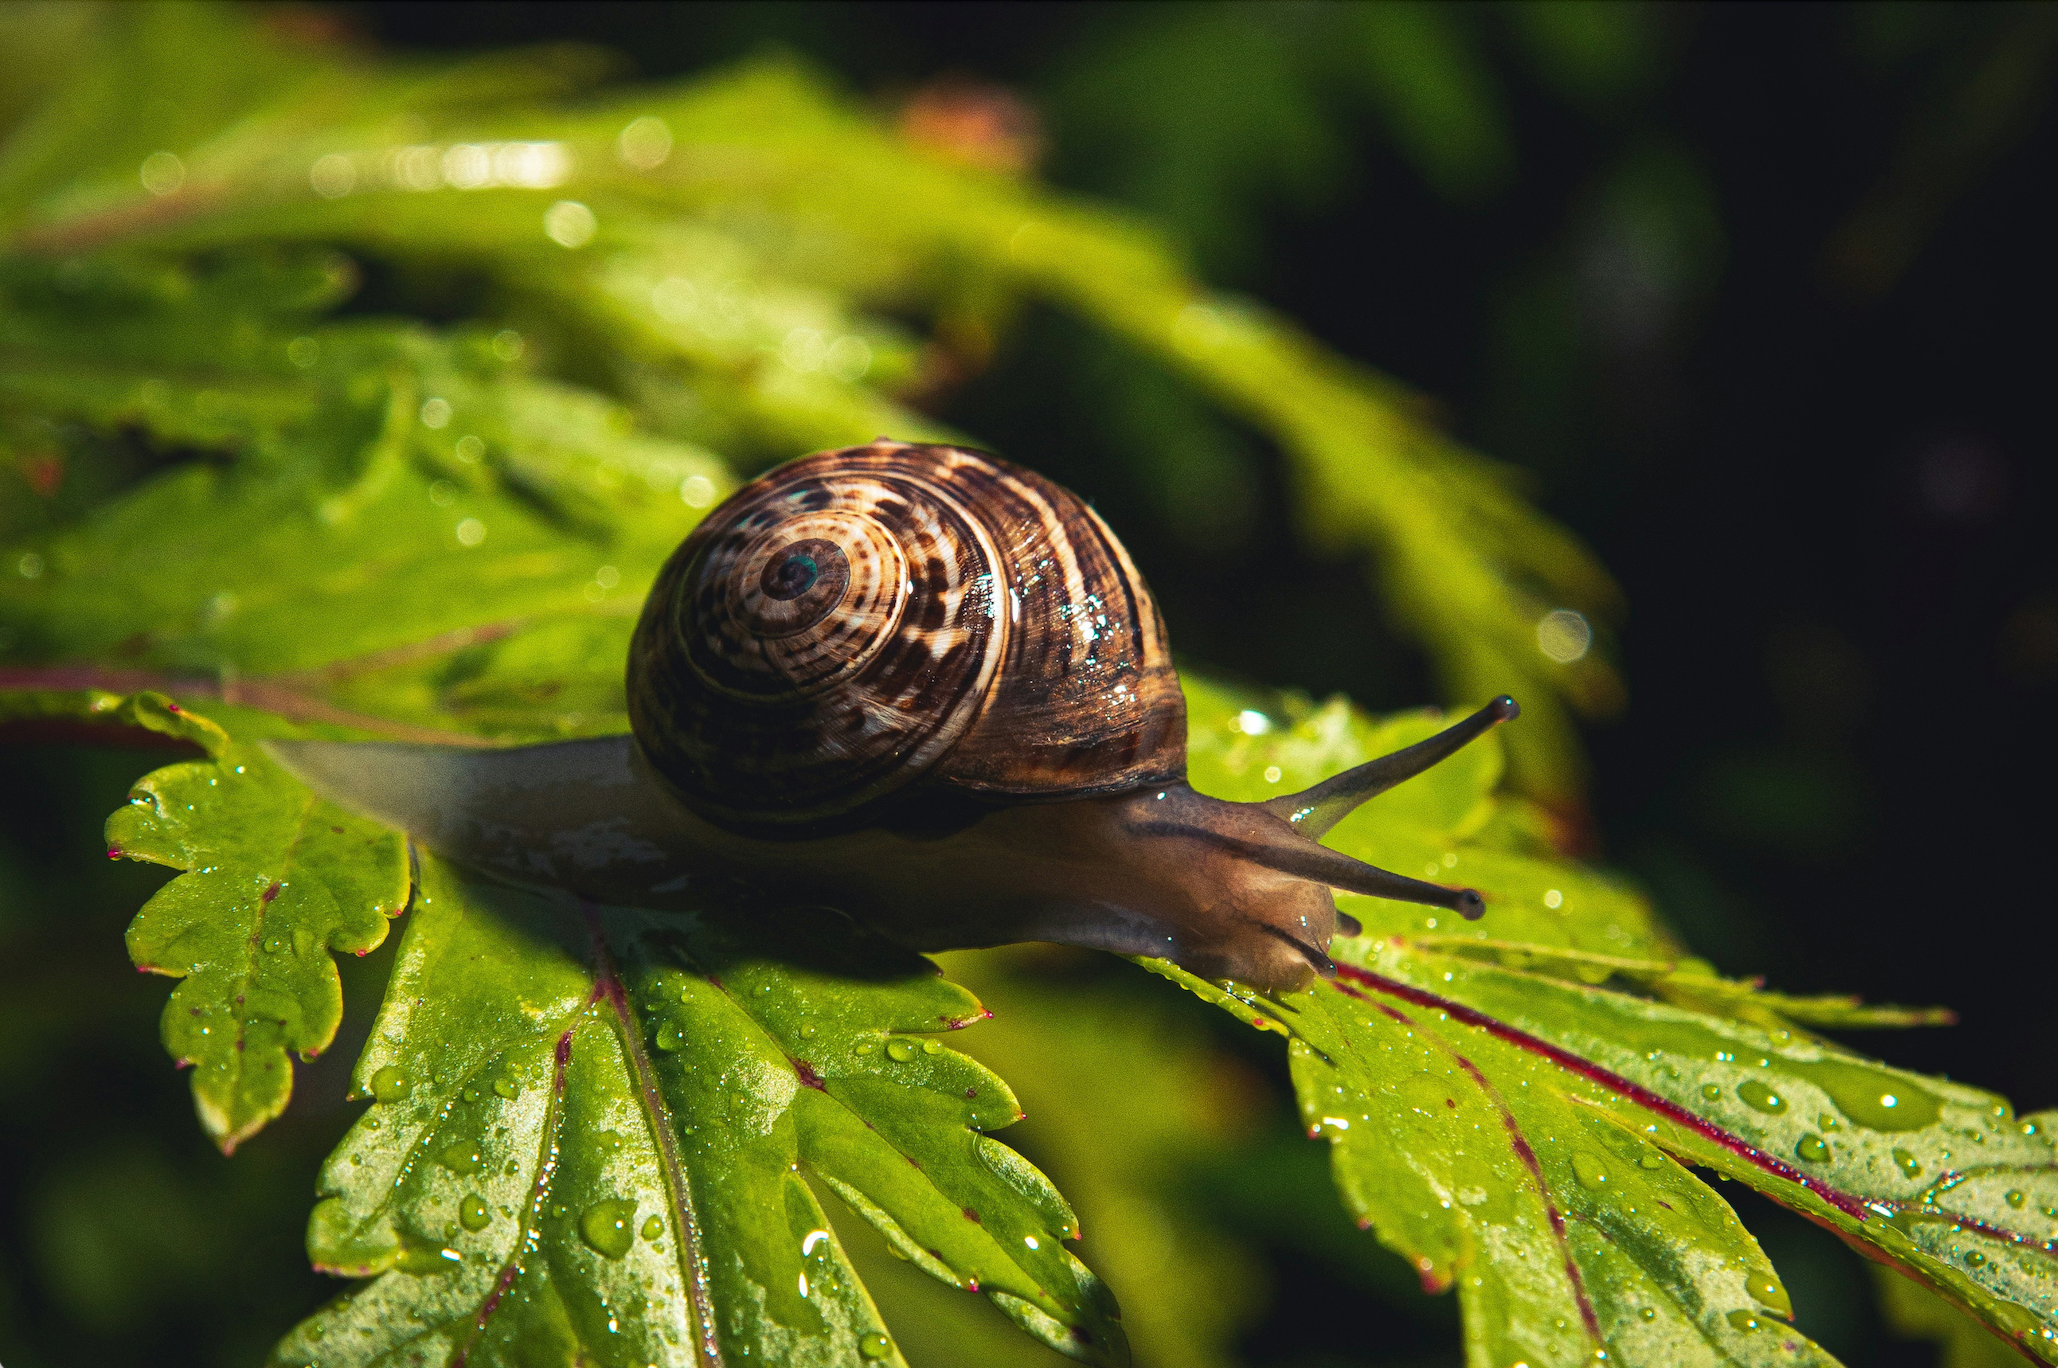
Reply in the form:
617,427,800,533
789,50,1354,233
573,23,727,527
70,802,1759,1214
2,4,2052,1365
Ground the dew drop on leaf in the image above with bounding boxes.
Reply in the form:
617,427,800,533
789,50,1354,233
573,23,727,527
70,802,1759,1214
1571,1154,1610,1189
1637,1149,1665,1170
1787,1060,1940,1130
922,1039,941,1054
1750,1274,1792,1317
492,1076,518,1099
439,1142,482,1174
1794,1134,1830,1164
396,1241,461,1274
800,1022,818,1040
886,1037,918,1063
1700,1084,1723,1102
858,1331,893,1359
1737,1080,1786,1114
459,1193,490,1232
642,1214,664,1240
1727,1309,1762,1332
2006,1189,2027,1208
1892,1147,1921,1178
579,1199,637,1259
369,1066,411,1103
654,1021,685,1052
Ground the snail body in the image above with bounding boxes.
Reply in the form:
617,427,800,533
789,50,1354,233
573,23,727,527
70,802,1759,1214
274,441,1514,990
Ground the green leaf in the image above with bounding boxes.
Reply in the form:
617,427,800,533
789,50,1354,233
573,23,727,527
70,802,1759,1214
269,852,1122,1368
1159,681,2058,1365
103,692,407,1151
0,313,726,743
934,948,1264,1368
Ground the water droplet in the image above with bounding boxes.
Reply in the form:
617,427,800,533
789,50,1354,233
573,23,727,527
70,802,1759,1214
654,1021,684,1052
1639,1307,1657,1322
1571,1153,1611,1189
396,1243,461,1275
641,1214,664,1240
1965,1250,1987,1268
597,1130,625,1154
855,1041,875,1056
858,1331,892,1359
370,1066,412,1103
1892,1147,1921,1178
462,1085,482,1103
1638,1149,1665,1170
1818,1113,1839,1132
492,1077,518,1099
1700,1084,1723,1102
262,935,285,954
886,1037,918,1063
1750,1274,1792,1318
1788,1060,1941,1131
800,1022,818,1040
2006,1189,2027,1208
1794,1134,1830,1164
1737,1080,1787,1114
440,1142,483,1175
922,1039,941,1055
579,1199,637,1259
459,1194,490,1232
1727,1309,1762,1333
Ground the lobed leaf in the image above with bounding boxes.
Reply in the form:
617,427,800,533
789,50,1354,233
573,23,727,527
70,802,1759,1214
268,852,1121,1368
103,692,407,1151
1160,682,2058,1366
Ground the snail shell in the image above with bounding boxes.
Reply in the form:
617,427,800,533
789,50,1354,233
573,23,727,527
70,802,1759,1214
628,441,1187,829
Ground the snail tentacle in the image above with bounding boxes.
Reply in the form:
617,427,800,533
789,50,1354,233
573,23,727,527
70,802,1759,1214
1262,695,1520,837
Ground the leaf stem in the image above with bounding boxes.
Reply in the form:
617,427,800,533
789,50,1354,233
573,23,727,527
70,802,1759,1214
582,903,724,1368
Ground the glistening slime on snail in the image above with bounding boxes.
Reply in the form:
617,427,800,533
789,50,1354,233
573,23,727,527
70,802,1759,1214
269,441,1517,991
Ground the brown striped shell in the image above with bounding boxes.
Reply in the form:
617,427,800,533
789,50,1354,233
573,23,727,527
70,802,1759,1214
627,441,1188,829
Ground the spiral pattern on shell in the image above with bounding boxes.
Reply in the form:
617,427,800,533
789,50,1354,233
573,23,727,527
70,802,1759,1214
628,441,1187,828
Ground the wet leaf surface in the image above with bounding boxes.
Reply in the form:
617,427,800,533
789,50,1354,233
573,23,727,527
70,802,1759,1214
1154,682,2058,1365
269,856,1119,1368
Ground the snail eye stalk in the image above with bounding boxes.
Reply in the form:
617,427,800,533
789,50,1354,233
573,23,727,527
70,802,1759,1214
1262,696,1520,838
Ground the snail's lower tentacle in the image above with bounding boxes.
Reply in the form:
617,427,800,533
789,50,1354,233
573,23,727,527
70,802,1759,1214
1128,812,1486,920
1262,695,1519,838
1252,921,1339,977
1241,834,1487,920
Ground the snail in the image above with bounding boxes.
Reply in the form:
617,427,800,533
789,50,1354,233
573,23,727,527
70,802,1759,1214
272,441,1516,991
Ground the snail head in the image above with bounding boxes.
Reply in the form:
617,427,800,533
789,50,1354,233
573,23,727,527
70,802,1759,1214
1061,696,1517,989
